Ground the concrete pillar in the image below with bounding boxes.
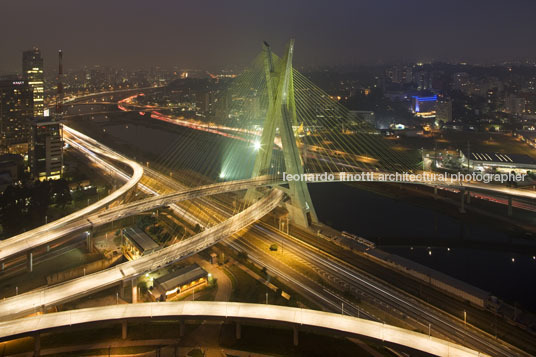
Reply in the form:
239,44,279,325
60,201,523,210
1,261,4,272
433,186,438,199
34,334,40,356
508,196,513,217
86,233,93,253
121,321,128,340
131,279,138,304
459,190,466,214
466,190,471,204
46,245,50,253
119,280,126,299
235,322,241,340
27,252,33,272
179,320,185,337
293,325,299,346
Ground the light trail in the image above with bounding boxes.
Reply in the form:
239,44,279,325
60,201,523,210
0,301,486,357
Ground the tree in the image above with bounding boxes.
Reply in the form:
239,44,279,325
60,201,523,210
51,179,72,208
0,185,29,236
193,224,202,233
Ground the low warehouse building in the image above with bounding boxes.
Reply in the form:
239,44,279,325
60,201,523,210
460,151,536,173
122,227,159,260
153,263,208,300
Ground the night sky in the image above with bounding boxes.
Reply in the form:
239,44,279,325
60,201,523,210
2,0,536,72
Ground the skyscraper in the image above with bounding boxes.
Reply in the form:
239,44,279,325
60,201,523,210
0,80,33,153
29,50,63,181
29,118,63,180
22,47,44,117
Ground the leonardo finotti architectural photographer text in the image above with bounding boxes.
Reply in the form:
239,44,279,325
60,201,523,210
282,171,527,184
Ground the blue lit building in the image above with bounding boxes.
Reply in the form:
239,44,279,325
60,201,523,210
411,95,437,118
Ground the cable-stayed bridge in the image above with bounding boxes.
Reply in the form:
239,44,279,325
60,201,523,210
0,40,535,356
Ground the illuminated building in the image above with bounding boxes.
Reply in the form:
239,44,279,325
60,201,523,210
29,116,63,180
435,99,452,123
122,227,159,260
460,151,536,173
29,50,64,180
504,95,525,115
22,47,44,117
411,95,437,118
153,264,208,300
385,66,413,84
0,80,33,154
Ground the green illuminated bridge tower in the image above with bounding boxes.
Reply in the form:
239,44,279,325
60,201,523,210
246,40,318,227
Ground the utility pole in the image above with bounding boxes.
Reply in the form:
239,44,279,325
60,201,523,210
466,140,471,172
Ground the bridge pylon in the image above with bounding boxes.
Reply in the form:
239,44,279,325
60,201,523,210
246,40,318,228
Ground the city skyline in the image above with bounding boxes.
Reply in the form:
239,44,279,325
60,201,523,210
2,0,536,73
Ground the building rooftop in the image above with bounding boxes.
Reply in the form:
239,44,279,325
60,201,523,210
154,263,207,292
124,227,159,253
469,152,536,165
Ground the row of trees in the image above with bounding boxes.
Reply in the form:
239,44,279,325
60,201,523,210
0,179,71,237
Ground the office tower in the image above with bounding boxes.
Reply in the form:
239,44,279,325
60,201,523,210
29,50,63,181
436,99,453,123
0,80,33,154
29,118,63,180
22,47,44,117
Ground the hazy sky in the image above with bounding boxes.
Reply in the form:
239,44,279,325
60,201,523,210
2,0,535,72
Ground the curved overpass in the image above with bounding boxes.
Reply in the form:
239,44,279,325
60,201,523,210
0,189,284,320
0,301,486,357
0,176,278,262
2,169,533,264
0,126,143,263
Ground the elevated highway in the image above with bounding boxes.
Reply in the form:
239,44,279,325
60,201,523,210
1,168,533,265
0,189,283,320
0,301,486,357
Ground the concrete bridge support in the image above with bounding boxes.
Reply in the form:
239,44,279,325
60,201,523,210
131,278,138,304
179,320,185,337
235,321,241,340
34,333,40,356
121,320,128,340
86,231,93,253
27,251,33,272
293,325,299,346
508,196,513,217
119,280,126,300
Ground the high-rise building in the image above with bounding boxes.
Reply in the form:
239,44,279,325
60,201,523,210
504,95,525,115
22,47,44,117
385,66,412,84
29,117,63,181
436,99,453,123
0,80,33,153
29,50,64,181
